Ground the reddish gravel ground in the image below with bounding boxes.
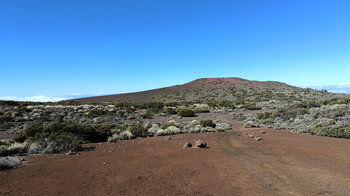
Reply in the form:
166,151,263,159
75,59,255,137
1,118,350,195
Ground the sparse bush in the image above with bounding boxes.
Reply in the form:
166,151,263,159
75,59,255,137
128,123,148,138
200,119,216,128
161,122,178,130
162,107,177,114
0,116,13,124
241,103,261,110
261,119,273,124
195,108,210,113
0,122,12,130
141,110,153,119
87,109,114,117
256,112,273,120
14,121,113,153
177,108,196,117
308,124,350,139
0,142,28,156
326,97,350,105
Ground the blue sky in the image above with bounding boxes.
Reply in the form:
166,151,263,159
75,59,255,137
1,0,350,101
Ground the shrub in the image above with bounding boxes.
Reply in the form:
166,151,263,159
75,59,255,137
326,97,350,105
14,122,113,153
0,122,12,130
161,122,178,130
200,119,216,128
177,108,196,117
308,124,350,139
0,116,13,124
162,107,177,114
261,119,273,124
109,123,148,141
241,103,261,110
128,123,148,138
87,109,114,117
195,108,210,113
0,142,28,156
141,110,153,119
256,112,273,120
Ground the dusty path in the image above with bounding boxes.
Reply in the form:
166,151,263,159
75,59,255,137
1,116,350,195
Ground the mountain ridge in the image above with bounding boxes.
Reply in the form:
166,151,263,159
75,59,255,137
69,77,333,103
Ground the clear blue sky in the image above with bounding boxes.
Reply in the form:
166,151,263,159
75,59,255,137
1,0,350,101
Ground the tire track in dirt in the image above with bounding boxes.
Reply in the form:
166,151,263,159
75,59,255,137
217,119,350,196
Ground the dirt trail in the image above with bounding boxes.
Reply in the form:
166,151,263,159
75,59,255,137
1,117,350,195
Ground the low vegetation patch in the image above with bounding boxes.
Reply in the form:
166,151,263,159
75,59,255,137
12,122,116,154
161,122,178,130
200,119,216,128
162,107,177,114
308,124,350,139
177,108,196,117
195,108,210,113
241,103,262,110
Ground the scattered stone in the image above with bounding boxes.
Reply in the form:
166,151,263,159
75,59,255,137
260,130,266,134
194,139,207,149
243,121,258,128
166,136,171,140
254,137,262,141
66,150,77,155
248,133,255,138
0,157,22,170
183,143,192,149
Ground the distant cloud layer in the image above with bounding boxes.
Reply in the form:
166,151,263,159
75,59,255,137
307,84,350,94
0,93,111,102
0,95,71,102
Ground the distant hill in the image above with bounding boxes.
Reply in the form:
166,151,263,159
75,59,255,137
70,77,340,103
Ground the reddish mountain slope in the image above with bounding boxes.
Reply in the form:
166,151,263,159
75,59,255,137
69,77,280,103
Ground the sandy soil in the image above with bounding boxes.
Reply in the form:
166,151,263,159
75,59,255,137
1,116,350,196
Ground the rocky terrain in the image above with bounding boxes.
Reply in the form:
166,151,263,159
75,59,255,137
2,117,350,196
1,77,350,195
235,97,350,138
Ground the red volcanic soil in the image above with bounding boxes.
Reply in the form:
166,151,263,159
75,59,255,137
1,118,350,195
69,77,281,103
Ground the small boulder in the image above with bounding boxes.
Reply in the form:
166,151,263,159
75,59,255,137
66,150,77,155
248,133,255,138
194,140,207,148
254,137,262,141
0,157,22,170
166,136,171,140
260,130,266,134
183,143,192,149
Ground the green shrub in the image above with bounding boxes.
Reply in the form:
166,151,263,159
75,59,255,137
261,119,273,124
0,142,28,156
308,124,350,139
200,119,216,128
163,107,177,114
0,116,13,123
14,122,113,153
127,123,148,138
161,122,178,129
141,110,153,119
177,108,196,117
95,122,116,137
326,97,350,105
0,122,12,130
87,109,114,117
256,112,273,120
195,108,210,113
241,103,261,110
